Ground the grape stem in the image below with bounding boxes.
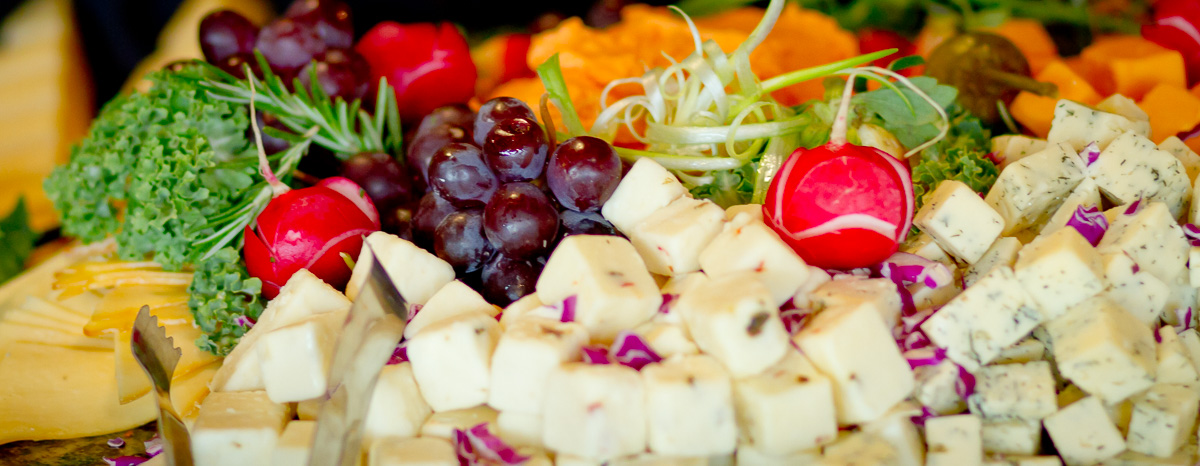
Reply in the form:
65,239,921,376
248,75,289,197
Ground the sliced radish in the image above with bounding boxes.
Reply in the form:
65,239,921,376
318,176,382,227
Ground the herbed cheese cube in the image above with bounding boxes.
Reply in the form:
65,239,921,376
1014,227,1105,321
909,276,960,312
1045,396,1127,466
966,237,1023,288
628,196,726,276
985,142,1085,236
861,402,926,466
347,232,455,305
724,203,764,223
794,301,914,425
601,158,688,234
417,405,498,440
633,321,698,358
1176,329,1200,371
792,266,832,309
535,235,662,343
982,419,1042,456
192,391,290,466
697,215,810,306
915,179,1006,264
407,313,501,412
543,363,647,461
1156,328,1200,385
1159,136,1200,183
921,266,1042,371
968,361,1058,421
1126,383,1200,458
1047,99,1143,152
1101,252,1170,327
496,410,543,448
903,232,955,265
1098,201,1189,285
1039,178,1102,238
1191,176,1200,225
1056,385,1134,436
368,436,458,466
488,317,588,413
1090,132,1190,218
1163,281,1198,326
1191,247,1200,288
271,420,314,466
1095,94,1152,139
1046,297,1157,404
992,134,1049,170
810,276,902,328
1103,448,1199,466
915,359,967,415
992,457,1065,466
925,414,983,466
403,280,496,339
364,362,431,443
642,355,737,456
821,431,901,465
732,349,837,455
734,444,821,466
675,272,788,377
995,338,1047,365
256,310,344,403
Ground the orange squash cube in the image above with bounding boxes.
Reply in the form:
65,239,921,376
1138,84,1200,143
1080,35,1186,100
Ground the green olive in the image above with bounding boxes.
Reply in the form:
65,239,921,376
926,32,1058,125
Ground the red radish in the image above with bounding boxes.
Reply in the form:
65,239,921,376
858,29,915,70
356,22,477,120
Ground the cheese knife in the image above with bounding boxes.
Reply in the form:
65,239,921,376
130,305,193,466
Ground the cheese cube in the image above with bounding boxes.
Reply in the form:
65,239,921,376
641,355,736,456
1104,448,1199,466
792,266,832,309
543,363,647,461
992,134,1049,169
724,204,765,222
256,310,344,403
418,406,498,439
1045,396,1127,466
675,272,788,377
903,232,956,265
1056,384,1135,436
915,359,967,415
794,301,914,424
986,142,1085,235
968,361,1058,421
810,276,902,328
1192,175,1200,225
660,271,710,299
860,402,926,466
497,293,543,331
296,399,319,421
628,196,726,276
909,276,960,312
1164,281,1198,325
347,232,455,305
1159,136,1200,182
1091,132,1190,218
407,313,501,412
1014,227,1105,320
1157,328,1200,385
966,237,1023,288
1127,383,1200,458
993,457,1065,466
821,431,901,465
1177,329,1200,371
1096,94,1152,138
995,338,1046,365
1046,297,1157,404
915,180,1006,264
403,280,496,339
1047,99,1143,152
488,317,588,413
697,216,811,305
1099,202,1190,285
982,419,1042,456
1039,178,1102,238
734,444,821,465
271,420,314,466
922,266,1042,371
925,414,983,466
601,158,688,233
1102,252,1171,327
192,391,290,466
633,321,698,358
368,436,458,466
732,349,836,455
1191,248,1200,288
364,362,431,443
496,410,543,448
535,235,662,342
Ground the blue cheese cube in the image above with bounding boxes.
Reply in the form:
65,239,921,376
985,142,1086,236
496,410,543,448
732,349,837,454
1098,201,1189,289
909,275,961,312
347,232,455,305
675,272,788,377
795,301,914,424
1159,136,1200,183
1090,132,1190,219
642,355,737,456
915,180,1006,264
1058,385,1135,436
403,280,496,339
418,406,498,440
1039,178,1102,237
995,338,1047,365
1014,227,1105,320
1096,94,1152,137
271,420,314,466
968,361,1058,421
698,216,811,306
915,359,967,415
903,232,956,265
1127,383,1200,458
601,158,688,234
192,391,291,466
629,196,726,276
992,135,1049,170
925,414,984,466
364,362,431,442
256,310,345,403
982,419,1042,456
1045,396,1127,466
1047,99,1143,152
861,402,926,466
488,318,588,414
407,313,501,412
367,436,458,466
822,431,901,465
966,237,1023,288
1046,297,1157,404
810,276,902,327
1156,328,1200,385
543,363,647,461
1101,252,1171,327
922,266,1042,371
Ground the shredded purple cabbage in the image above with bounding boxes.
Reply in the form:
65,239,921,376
1174,307,1195,335
102,456,148,466
143,436,162,457
581,345,612,364
453,423,530,465
559,295,577,323
904,347,945,369
107,438,125,449
1185,224,1200,247
879,252,953,289
386,343,408,365
659,294,678,314
955,365,976,399
610,331,661,370
407,304,422,324
1081,141,1100,166
779,308,812,336
233,315,255,328
1066,204,1108,246
1124,199,1143,215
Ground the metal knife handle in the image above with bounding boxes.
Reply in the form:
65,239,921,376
157,392,193,466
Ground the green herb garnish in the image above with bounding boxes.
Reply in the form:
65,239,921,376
0,198,36,284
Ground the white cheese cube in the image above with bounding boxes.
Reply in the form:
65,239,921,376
922,266,1042,371
861,402,926,466
1045,396,1127,466
368,436,458,466
1191,175,1200,225
601,158,688,234
497,293,543,331
734,444,821,465
909,277,960,312
986,142,1085,235
732,349,837,455
1099,201,1189,285
535,235,662,343
1047,99,1143,151
543,363,647,461
1039,178,1102,238
968,361,1058,421
364,362,431,443
641,355,736,456
724,203,764,222
633,321,698,358
271,420,314,466
628,196,726,276
1096,94,1152,138
403,280,497,339
1177,329,1200,371
192,391,290,466
995,456,1065,466
1163,281,1198,325
660,271,710,297
296,399,319,421
407,313,501,412
347,232,455,305
810,276,902,328
792,266,832,309
1128,383,1200,458
915,180,1006,264
903,232,956,265
1103,448,1199,466
1101,252,1171,327
992,134,1049,169
675,272,788,377
915,359,967,415
1159,136,1200,182
417,406,498,439
794,301,914,424
1191,248,1200,288
1056,385,1135,436
982,419,1042,456
821,431,901,465
1091,132,1190,218
496,410,543,448
1046,297,1157,404
256,310,344,403
697,216,811,306
1014,227,1105,320
488,317,588,413
995,338,1047,365
1157,328,1200,385
966,237,1023,288
926,414,983,466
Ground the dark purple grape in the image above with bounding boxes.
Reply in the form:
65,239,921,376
483,117,549,182
297,145,342,179
406,124,470,189
546,136,622,212
253,111,292,155
435,209,494,273
199,10,258,64
417,105,476,139
341,152,415,213
560,210,618,237
481,253,543,306
474,97,536,146
220,53,262,80
414,191,459,247
256,18,325,79
381,205,415,242
285,0,354,49
298,48,371,102
484,182,559,259
586,0,629,28
428,143,500,208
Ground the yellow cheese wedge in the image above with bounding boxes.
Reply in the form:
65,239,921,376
113,329,151,404
3,308,80,332
49,289,102,318
84,284,190,336
0,321,111,350
18,295,89,327
173,361,221,424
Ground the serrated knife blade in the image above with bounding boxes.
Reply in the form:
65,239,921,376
131,305,193,466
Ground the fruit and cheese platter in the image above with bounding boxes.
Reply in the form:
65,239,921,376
4,0,1200,464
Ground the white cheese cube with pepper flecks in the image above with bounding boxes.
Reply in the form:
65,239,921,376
966,237,1023,288
1126,383,1200,458
992,134,1049,170
821,431,901,465
633,321,698,359
985,142,1086,236
641,355,737,456
1191,176,1200,225
810,276,902,327
993,456,1065,466
734,444,821,466
363,362,431,443
659,271,709,297
1163,281,1198,328
791,266,832,309
367,436,458,466
629,196,726,276
968,361,1058,421
1189,248,1200,288
191,391,291,466
1045,396,1127,466
347,231,455,305
915,359,967,415
256,309,345,403
1103,448,1200,466
915,179,1006,264
496,410,543,448
1177,329,1200,371
407,312,501,412
1090,132,1190,219
1057,385,1136,436
861,402,926,466
921,266,1042,371
1101,252,1171,327
1014,227,1105,321
488,317,588,414
910,275,960,312
601,158,688,234
535,235,662,343
925,414,984,466
1096,94,1152,138
724,203,765,223
497,293,543,331
675,272,788,377
1098,201,1190,286
543,363,647,461
903,232,956,265
1046,297,1157,404
995,338,1047,365
1047,99,1144,152
982,419,1042,456
794,301,914,425
417,405,498,440
1039,178,1102,238
732,349,837,455
403,280,496,339
698,215,811,306
1157,328,1200,385
1159,136,1200,182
